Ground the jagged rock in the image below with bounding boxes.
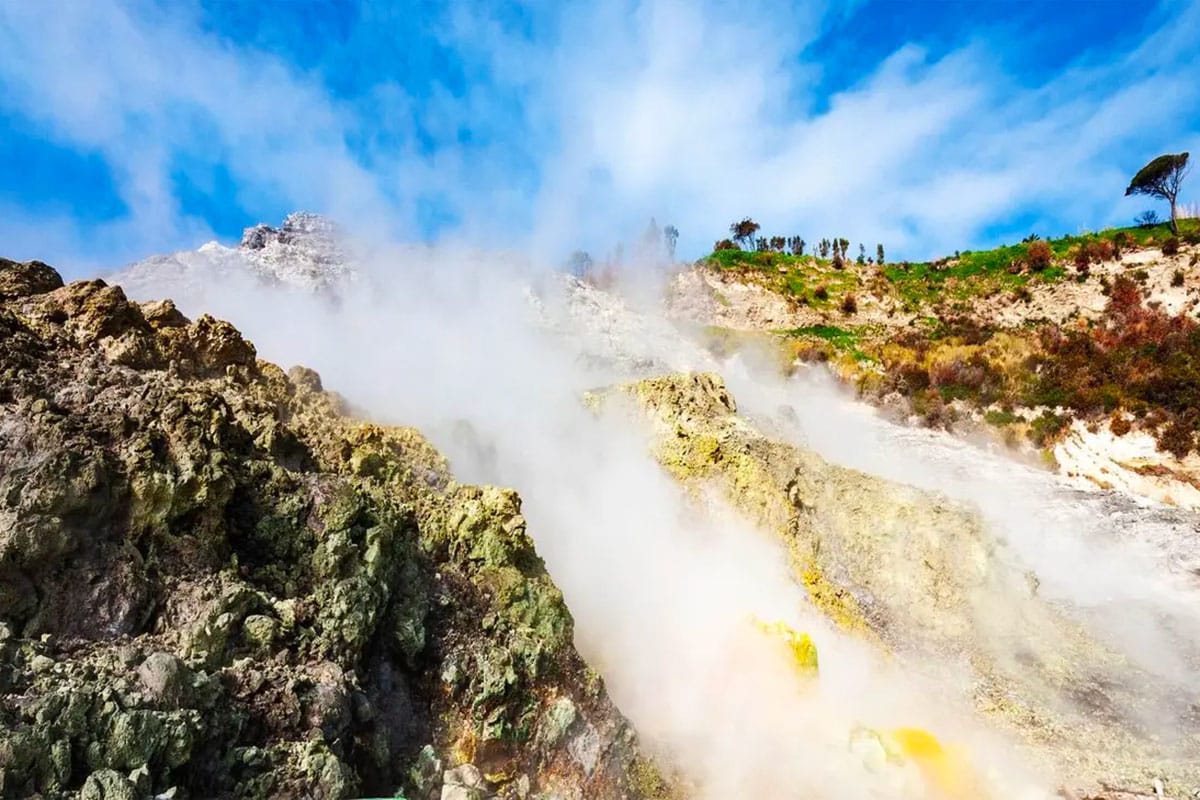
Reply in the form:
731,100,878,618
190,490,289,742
0,257,64,299
441,764,488,800
80,769,136,800
110,212,356,296
137,653,192,708
0,258,671,799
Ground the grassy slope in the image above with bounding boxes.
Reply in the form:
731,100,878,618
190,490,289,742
698,219,1200,452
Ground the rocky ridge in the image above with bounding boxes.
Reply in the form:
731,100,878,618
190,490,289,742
0,257,673,800
112,213,356,297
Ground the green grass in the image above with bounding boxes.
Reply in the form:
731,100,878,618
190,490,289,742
780,324,876,362
984,409,1020,426
782,324,858,347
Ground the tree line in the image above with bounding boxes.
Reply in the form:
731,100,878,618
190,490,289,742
718,218,886,267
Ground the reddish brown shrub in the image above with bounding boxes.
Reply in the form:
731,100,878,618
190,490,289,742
1086,239,1115,262
841,293,858,314
1162,237,1180,256
1110,414,1132,437
1073,248,1090,272
814,284,829,300
1026,240,1053,271
1157,414,1196,459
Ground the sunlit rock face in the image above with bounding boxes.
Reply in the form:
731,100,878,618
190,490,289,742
0,257,672,800
113,212,356,297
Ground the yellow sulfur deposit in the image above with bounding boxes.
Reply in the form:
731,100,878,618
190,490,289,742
751,620,979,798
751,618,819,676
855,725,979,799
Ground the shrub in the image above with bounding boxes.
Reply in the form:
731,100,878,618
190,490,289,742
1026,240,1053,271
814,284,829,301
1183,230,1200,245
1110,414,1132,437
1029,411,1068,447
1157,414,1197,459
840,293,858,314
714,238,738,251
1133,269,1149,283
1173,269,1185,287
985,409,1019,426
1162,236,1180,256
1013,286,1032,303
1086,239,1115,262
1073,248,1091,272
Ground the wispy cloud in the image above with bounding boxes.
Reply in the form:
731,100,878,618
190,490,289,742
1,0,1197,274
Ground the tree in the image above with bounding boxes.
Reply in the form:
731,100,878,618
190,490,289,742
567,250,593,276
730,218,761,249
769,236,786,252
1125,152,1190,234
857,243,866,266
818,239,830,258
663,225,679,260
838,238,850,259
1136,209,1162,227
755,236,768,252
877,243,885,265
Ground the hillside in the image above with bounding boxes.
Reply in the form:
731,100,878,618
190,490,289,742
668,220,1200,507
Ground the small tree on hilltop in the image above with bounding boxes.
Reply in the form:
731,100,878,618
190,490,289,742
663,225,679,260
877,243,885,266
567,250,593,276
730,218,761,249
755,236,768,252
857,243,866,266
1126,152,1190,234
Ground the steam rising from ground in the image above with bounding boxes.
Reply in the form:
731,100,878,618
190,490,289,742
116,247,1198,797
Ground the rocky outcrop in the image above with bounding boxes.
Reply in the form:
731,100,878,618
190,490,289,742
587,372,1200,796
111,212,356,297
0,257,671,800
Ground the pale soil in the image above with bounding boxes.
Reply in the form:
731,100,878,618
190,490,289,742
1056,419,1200,510
666,266,916,331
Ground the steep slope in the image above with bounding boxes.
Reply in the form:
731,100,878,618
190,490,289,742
586,372,1200,796
0,258,671,800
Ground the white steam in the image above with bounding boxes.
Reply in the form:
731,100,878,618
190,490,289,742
113,247,1075,799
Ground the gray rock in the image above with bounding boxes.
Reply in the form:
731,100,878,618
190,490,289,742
80,769,136,800
137,652,191,707
441,763,487,800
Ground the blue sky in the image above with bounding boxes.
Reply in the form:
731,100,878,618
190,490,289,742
1,0,1198,276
